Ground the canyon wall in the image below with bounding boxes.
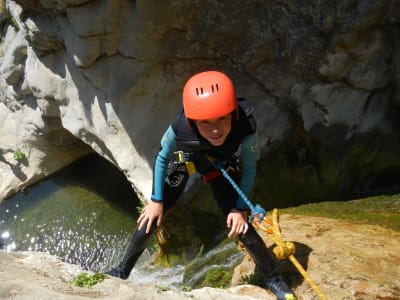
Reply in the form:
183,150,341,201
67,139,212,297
1,0,399,205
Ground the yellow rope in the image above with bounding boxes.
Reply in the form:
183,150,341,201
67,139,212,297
252,208,328,300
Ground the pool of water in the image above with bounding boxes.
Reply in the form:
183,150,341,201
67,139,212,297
0,154,241,287
0,154,140,273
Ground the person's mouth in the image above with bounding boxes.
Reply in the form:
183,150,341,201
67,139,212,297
209,134,223,140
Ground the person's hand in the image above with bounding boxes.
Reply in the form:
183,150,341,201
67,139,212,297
226,209,249,238
137,201,163,233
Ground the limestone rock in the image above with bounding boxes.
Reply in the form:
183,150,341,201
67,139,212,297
0,0,399,206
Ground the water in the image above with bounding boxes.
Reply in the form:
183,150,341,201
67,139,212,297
129,248,185,286
0,154,140,273
183,241,244,288
0,154,239,287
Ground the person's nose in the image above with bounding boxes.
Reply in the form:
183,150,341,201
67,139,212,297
211,125,220,133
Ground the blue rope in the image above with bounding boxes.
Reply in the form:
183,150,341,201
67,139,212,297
219,168,266,221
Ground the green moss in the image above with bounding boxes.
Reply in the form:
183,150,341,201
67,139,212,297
69,272,106,288
11,17,20,30
13,149,25,161
154,205,226,267
183,240,243,288
155,285,171,293
283,193,400,231
180,285,192,292
240,271,265,286
254,129,400,209
201,267,233,288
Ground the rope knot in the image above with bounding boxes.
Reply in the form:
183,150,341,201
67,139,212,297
273,241,296,260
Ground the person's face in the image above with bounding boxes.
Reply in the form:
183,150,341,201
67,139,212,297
193,113,232,146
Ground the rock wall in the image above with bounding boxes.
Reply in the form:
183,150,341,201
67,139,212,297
1,0,400,204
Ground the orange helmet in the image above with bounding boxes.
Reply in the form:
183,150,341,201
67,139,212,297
183,71,237,120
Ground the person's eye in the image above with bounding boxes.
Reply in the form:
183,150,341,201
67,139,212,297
197,120,209,126
220,116,229,122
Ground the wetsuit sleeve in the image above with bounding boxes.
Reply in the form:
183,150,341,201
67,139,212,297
237,132,260,210
151,126,177,201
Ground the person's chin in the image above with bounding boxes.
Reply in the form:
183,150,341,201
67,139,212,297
208,137,226,146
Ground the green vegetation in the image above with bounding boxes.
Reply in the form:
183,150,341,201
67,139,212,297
11,17,20,30
183,239,242,288
69,272,106,288
13,149,25,161
201,267,234,288
155,285,170,293
136,204,144,214
180,285,192,292
283,193,400,232
240,271,265,286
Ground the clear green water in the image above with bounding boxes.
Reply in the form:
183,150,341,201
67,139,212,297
0,154,245,287
0,154,140,273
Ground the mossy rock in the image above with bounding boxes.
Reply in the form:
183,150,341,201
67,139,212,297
201,267,234,288
154,198,227,266
183,239,243,288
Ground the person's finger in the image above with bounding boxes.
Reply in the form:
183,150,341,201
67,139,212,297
138,214,148,231
228,226,235,238
242,223,249,235
146,217,152,234
226,216,232,228
137,211,145,224
156,215,162,227
137,213,144,225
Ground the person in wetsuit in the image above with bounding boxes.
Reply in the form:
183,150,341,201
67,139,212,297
107,70,296,300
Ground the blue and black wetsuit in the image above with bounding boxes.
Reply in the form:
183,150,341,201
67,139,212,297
151,98,259,214
109,99,276,280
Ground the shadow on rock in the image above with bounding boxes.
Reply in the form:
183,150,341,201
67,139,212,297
272,242,313,288
12,157,29,182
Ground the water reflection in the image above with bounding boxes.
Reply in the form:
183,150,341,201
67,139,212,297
0,154,140,273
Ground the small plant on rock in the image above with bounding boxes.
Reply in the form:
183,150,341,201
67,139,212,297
69,272,106,288
156,285,170,293
13,149,25,161
240,271,265,286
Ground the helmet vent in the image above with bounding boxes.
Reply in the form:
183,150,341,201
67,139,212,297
211,84,219,93
194,84,220,95
195,87,205,95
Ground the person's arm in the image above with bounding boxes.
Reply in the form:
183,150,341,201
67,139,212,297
138,126,176,233
236,132,260,210
151,126,177,201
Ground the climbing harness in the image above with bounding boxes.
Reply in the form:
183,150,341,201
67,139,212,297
173,151,196,175
218,167,328,300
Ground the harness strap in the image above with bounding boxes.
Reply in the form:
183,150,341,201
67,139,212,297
202,170,222,182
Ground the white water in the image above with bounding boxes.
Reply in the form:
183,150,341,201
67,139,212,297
122,248,184,286
184,242,243,287
123,242,243,288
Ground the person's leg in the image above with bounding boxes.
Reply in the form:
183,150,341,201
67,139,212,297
107,222,158,279
107,162,189,279
209,172,276,274
237,225,276,274
237,226,296,299
209,170,296,299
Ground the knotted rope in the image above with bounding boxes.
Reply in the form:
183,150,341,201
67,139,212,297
253,209,327,300
217,167,327,300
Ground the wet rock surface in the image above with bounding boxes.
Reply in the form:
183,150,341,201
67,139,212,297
1,214,399,300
